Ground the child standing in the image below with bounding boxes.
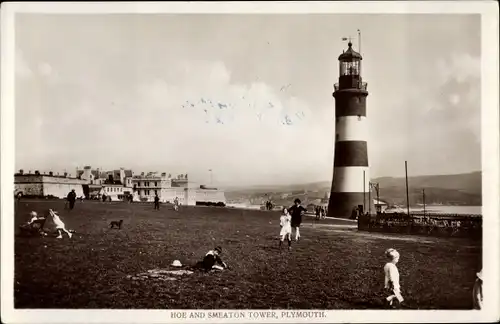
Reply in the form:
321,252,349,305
48,209,72,239
472,269,483,310
384,248,404,308
279,208,292,250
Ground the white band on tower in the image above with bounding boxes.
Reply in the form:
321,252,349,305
336,116,368,142
332,166,370,193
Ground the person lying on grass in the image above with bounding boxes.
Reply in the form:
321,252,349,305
384,248,404,308
48,209,73,239
191,246,228,272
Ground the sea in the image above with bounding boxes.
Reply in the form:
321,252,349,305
227,203,482,215
390,205,482,215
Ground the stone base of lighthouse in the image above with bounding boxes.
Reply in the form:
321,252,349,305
327,192,375,219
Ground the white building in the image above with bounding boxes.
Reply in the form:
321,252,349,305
14,170,87,199
100,184,129,201
132,172,226,205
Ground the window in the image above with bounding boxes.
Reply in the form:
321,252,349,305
145,190,150,195
155,190,158,195
340,60,360,76
154,182,158,187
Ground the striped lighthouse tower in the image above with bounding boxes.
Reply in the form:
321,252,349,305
328,40,374,218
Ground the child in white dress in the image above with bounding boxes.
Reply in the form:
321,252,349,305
279,208,292,250
49,209,72,239
384,248,404,308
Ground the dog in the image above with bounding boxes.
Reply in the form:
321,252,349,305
110,220,123,229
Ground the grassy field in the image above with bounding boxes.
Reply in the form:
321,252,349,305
14,200,481,309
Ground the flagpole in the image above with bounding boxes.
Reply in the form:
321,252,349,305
358,29,362,78
358,29,361,55
405,161,410,217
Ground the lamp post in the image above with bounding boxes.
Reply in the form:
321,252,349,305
363,170,366,214
423,189,426,216
370,182,380,213
208,169,213,185
405,161,410,216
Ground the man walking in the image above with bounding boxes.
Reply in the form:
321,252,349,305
67,189,77,211
154,194,160,210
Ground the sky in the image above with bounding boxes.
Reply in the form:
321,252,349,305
14,14,481,187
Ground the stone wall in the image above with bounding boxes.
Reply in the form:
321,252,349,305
15,175,87,198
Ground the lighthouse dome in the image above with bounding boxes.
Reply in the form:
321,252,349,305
338,42,362,61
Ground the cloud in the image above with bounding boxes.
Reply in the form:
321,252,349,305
22,60,334,185
369,52,480,177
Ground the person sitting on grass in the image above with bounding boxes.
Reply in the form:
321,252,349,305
27,211,40,225
48,209,72,239
384,248,404,308
192,246,228,272
19,211,45,232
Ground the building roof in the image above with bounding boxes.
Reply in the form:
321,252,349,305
338,42,362,61
124,170,133,177
373,198,388,205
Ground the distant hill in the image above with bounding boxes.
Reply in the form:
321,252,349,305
225,171,482,207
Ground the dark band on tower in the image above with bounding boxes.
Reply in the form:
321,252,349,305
328,40,374,218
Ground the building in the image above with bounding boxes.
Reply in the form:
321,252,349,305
76,166,134,200
190,185,226,206
373,198,389,213
14,170,87,199
100,183,128,201
328,40,374,218
131,172,226,205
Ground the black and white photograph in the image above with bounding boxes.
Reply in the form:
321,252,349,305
1,1,499,323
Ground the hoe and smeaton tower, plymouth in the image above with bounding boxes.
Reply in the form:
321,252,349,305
328,40,374,218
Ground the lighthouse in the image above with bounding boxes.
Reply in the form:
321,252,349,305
328,40,374,218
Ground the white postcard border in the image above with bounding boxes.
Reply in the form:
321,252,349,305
1,1,499,323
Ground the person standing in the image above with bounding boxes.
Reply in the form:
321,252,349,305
472,269,483,310
154,194,160,210
279,208,292,250
288,198,307,241
384,248,404,308
67,189,77,211
174,197,179,211
315,206,321,220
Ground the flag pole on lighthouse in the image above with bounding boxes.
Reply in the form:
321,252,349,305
358,29,362,76
358,29,361,55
